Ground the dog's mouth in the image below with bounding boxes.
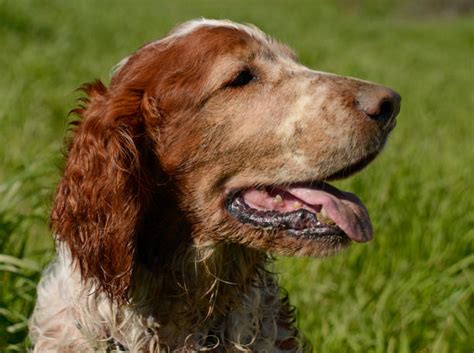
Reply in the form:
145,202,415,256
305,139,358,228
225,154,377,243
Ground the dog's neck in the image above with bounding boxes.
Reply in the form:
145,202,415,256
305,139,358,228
131,242,268,337
131,183,270,335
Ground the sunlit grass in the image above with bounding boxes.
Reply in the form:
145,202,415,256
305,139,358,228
1,0,472,351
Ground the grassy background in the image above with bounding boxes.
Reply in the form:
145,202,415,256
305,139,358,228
1,0,473,351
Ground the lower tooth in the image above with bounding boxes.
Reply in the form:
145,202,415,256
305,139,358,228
318,209,336,225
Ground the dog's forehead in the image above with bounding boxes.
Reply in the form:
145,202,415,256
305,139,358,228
155,19,277,61
169,19,267,42
112,19,296,77
166,19,297,61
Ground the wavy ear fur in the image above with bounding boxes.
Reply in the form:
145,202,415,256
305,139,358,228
51,80,160,301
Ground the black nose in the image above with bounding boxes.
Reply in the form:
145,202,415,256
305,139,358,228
357,87,401,125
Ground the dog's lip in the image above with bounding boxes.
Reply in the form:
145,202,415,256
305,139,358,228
223,152,381,243
226,182,373,242
225,191,349,241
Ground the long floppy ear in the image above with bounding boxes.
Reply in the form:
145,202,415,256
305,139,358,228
51,80,160,301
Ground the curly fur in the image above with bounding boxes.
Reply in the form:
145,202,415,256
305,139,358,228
30,244,301,352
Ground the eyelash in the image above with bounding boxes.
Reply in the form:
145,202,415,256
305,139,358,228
226,69,257,88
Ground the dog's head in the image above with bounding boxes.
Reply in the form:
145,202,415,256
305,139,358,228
52,19,400,299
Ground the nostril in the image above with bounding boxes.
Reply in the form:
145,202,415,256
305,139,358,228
357,87,401,125
369,99,394,122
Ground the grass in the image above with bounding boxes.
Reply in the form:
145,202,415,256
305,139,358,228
1,0,473,351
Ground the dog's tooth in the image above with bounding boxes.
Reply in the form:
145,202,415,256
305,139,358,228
272,194,283,205
292,201,302,209
319,207,336,225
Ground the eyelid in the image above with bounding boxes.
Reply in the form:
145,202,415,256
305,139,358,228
226,68,257,88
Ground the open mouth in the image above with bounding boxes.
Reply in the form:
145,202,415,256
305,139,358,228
225,155,376,243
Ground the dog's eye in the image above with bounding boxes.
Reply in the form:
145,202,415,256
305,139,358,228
227,69,256,88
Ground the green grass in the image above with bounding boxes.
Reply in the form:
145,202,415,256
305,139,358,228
1,0,473,351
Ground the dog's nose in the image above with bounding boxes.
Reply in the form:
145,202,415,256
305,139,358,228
357,87,401,126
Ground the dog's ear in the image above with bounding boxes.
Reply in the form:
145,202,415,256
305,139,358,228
51,80,161,301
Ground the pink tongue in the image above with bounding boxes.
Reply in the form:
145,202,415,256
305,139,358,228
288,186,372,242
243,185,373,242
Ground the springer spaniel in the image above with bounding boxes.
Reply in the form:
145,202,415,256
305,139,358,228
29,19,400,352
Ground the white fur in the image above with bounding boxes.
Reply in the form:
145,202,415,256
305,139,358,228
29,244,301,352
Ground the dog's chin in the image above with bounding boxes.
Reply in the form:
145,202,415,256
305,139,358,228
223,153,378,255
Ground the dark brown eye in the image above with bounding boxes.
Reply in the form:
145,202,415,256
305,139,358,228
227,69,256,87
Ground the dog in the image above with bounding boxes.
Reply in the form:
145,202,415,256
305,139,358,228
29,19,400,352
